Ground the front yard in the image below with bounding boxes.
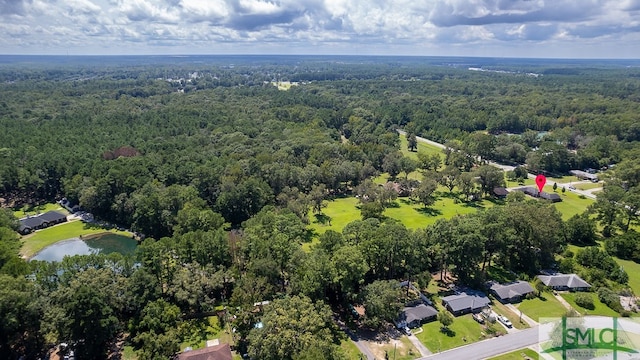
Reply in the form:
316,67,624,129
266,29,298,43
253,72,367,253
515,292,569,322
560,292,620,317
415,313,488,353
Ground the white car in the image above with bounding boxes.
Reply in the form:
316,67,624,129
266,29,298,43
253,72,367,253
498,315,512,328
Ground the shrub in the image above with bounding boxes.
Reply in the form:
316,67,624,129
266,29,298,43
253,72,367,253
574,293,595,310
597,287,623,312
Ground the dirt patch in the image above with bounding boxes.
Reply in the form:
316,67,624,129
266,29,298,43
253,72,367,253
367,338,413,360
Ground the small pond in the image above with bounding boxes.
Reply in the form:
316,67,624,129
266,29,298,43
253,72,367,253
31,232,138,262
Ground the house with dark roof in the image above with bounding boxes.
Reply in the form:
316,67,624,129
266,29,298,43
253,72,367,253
539,192,562,202
176,343,233,360
489,281,535,303
492,187,509,198
441,290,491,316
18,211,67,235
537,273,591,291
39,211,67,226
399,304,438,328
513,187,562,202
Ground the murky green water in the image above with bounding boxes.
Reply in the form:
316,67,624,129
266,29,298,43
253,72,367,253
31,233,137,262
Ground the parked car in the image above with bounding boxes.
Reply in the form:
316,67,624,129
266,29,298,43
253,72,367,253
403,326,412,336
472,313,485,324
498,315,512,328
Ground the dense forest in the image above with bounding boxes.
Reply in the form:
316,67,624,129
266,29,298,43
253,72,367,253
1,56,640,359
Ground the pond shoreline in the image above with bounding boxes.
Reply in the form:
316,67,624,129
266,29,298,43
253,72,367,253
29,232,138,262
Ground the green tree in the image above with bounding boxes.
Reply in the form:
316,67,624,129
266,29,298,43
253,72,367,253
412,178,438,208
590,183,625,237
247,296,342,360
132,299,182,360
331,245,369,300
437,310,454,332
475,165,505,197
565,213,597,245
407,133,418,152
362,280,403,329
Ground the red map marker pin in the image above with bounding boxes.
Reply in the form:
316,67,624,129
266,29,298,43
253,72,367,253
535,174,547,193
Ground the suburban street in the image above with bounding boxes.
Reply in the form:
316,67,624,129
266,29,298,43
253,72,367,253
418,324,554,360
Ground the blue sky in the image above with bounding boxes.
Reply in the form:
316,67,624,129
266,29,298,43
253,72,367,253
1,0,639,58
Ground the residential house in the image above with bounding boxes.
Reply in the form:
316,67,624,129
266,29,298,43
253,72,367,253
492,187,509,198
570,170,599,182
176,343,233,360
539,192,562,202
537,273,591,291
399,304,438,328
489,281,535,303
18,210,67,235
513,187,562,202
441,290,491,316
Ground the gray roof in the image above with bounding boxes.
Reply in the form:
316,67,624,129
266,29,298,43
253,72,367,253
490,281,535,300
537,273,591,289
402,304,438,324
39,211,67,222
441,291,491,312
19,216,45,229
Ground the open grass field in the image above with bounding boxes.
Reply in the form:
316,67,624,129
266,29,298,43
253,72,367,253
13,202,68,218
309,192,496,235
560,293,620,317
575,182,604,191
547,185,594,220
515,292,569,322
399,134,444,161
180,316,235,352
416,313,486,353
20,220,132,258
487,348,538,360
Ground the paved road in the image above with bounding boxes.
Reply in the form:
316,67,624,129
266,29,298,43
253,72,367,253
417,325,553,360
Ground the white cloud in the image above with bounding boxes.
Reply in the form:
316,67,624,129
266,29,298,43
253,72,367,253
0,0,638,57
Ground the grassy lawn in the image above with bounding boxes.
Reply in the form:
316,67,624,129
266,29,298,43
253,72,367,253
560,293,620,317
399,133,444,161
506,178,535,188
515,292,569,322
575,182,604,191
180,316,233,352
122,346,138,360
20,220,132,258
614,257,640,295
549,186,594,220
340,338,364,360
13,202,68,218
487,348,538,360
309,192,495,235
416,314,485,353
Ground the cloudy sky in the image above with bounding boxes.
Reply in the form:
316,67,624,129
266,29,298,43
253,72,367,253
1,0,639,58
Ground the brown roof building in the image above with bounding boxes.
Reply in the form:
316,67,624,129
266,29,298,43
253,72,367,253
176,343,233,360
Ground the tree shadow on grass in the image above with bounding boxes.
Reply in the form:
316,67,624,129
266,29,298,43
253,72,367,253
313,213,332,226
461,201,486,210
416,207,443,216
440,327,456,337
